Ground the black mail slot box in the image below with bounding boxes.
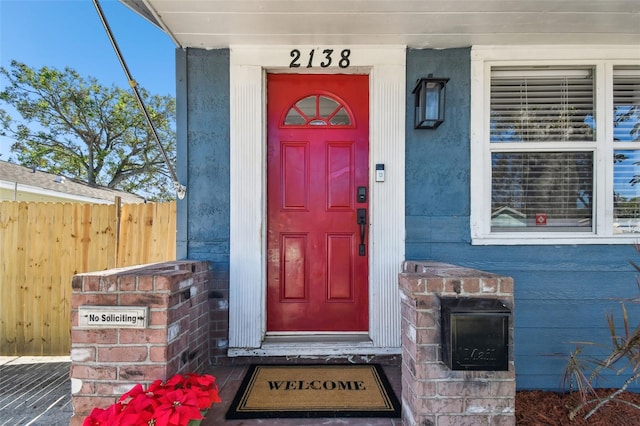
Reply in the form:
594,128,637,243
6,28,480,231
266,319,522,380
440,297,510,371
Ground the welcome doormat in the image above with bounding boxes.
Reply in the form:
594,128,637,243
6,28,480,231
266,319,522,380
225,364,401,419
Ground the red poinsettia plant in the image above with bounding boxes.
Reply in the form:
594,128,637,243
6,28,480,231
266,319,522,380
83,373,221,426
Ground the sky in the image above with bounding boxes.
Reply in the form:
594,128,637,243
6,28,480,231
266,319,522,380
0,0,176,160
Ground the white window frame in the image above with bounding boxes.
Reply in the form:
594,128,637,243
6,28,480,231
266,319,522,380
470,46,640,245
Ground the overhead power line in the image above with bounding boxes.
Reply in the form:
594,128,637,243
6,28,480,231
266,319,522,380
92,0,186,200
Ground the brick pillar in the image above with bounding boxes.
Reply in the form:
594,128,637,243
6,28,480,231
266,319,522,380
69,261,210,425
208,263,230,364
399,261,515,426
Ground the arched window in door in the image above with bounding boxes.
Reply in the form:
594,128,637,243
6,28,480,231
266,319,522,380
283,94,354,127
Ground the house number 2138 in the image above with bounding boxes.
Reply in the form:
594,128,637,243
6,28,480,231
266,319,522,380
289,49,351,69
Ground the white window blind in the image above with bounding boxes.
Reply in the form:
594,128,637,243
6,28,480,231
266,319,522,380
491,152,593,231
613,67,640,143
490,68,595,143
612,67,640,233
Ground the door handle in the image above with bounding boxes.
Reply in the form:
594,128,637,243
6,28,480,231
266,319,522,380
357,208,367,256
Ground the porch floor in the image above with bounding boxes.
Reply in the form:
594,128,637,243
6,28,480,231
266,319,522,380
0,356,72,426
202,363,403,425
0,357,401,425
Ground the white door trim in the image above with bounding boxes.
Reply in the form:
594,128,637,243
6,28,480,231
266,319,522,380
228,45,406,355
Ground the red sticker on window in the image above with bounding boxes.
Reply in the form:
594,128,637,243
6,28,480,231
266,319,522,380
535,213,547,226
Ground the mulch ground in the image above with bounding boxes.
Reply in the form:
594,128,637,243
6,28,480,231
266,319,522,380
516,389,640,425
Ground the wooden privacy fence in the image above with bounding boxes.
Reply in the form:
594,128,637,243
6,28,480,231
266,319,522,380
0,200,176,356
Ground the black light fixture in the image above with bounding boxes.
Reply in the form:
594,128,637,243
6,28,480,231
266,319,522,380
412,74,449,129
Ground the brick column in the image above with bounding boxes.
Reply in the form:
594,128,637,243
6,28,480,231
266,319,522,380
69,261,211,425
399,261,515,426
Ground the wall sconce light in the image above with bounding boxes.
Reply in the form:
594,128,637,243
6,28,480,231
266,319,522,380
412,74,449,129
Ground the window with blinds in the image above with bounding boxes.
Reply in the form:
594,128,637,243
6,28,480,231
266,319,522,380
489,67,596,232
612,67,640,233
472,50,640,243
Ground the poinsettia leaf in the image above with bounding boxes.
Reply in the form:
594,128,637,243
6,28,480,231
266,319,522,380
165,374,186,389
185,387,211,409
147,379,166,393
83,407,107,426
185,373,214,388
129,392,159,413
118,383,145,404
113,411,145,426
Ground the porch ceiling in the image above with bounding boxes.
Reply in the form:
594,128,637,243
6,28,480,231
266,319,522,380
121,0,640,49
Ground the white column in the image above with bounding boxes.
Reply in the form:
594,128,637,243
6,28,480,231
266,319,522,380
228,64,265,349
369,63,405,347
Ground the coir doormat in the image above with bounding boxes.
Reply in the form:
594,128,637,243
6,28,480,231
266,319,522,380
225,364,401,419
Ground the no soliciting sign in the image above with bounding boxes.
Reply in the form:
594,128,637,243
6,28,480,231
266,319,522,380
78,306,148,328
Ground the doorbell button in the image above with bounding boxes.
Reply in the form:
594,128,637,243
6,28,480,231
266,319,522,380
375,164,385,182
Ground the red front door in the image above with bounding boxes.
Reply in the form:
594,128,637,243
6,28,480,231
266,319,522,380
267,74,369,332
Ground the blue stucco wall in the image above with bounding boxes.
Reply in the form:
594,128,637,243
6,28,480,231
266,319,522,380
177,48,230,267
406,48,640,391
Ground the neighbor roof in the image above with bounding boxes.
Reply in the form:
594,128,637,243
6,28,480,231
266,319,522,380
0,160,145,204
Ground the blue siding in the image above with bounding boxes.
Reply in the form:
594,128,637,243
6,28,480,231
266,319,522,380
406,48,640,391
